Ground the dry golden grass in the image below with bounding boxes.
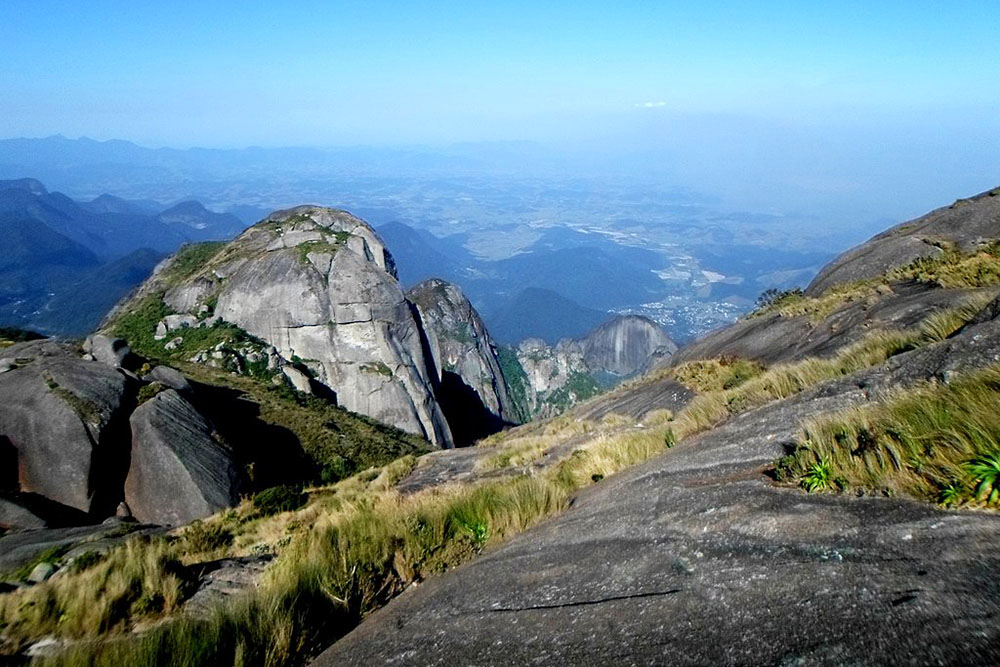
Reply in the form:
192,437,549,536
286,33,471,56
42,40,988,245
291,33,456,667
0,537,188,649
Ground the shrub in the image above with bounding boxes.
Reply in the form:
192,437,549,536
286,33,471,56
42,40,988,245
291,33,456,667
181,521,233,553
253,485,307,517
754,287,804,311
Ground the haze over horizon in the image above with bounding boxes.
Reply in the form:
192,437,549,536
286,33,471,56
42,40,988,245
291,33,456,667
2,1,999,222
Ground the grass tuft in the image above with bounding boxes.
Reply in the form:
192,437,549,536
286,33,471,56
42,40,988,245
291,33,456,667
777,364,1000,505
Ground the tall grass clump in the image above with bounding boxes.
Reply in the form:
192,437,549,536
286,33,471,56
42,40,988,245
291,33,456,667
776,364,1000,505
0,537,189,649
39,574,343,667
672,357,765,393
918,291,997,342
28,472,571,667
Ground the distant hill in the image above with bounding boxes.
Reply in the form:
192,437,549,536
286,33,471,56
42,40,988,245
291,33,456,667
486,287,611,345
376,221,473,287
0,178,246,335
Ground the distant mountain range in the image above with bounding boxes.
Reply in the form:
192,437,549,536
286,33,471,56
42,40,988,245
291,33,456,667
0,178,246,335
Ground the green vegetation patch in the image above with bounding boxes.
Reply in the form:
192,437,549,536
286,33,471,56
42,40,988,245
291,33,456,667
447,323,475,344
253,485,307,517
297,239,343,265
359,361,393,377
161,242,227,287
177,363,430,484
497,346,532,423
775,364,1000,506
544,372,601,412
109,294,276,380
107,293,171,355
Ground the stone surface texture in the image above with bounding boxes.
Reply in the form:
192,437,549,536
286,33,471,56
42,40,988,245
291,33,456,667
0,340,132,515
125,389,244,526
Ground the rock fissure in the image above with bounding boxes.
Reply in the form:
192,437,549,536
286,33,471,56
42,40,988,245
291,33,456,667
479,588,686,614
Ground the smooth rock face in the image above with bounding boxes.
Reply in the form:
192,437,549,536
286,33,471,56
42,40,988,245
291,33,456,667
580,314,676,376
807,186,1000,295
191,207,452,446
0,340,132,515
125,389,244,525
408,279,518,443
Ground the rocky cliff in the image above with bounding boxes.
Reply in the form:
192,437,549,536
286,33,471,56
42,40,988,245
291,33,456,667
510,315,676,418
407,279,517,444
104,206,517,449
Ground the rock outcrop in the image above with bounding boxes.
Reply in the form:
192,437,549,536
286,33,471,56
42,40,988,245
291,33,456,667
125,390,244,526
0,339,133,516
807,186,1000,295
580,314,677,376
111,206,455,447
511,315,676,418
0,339,248,529
408,279,517,444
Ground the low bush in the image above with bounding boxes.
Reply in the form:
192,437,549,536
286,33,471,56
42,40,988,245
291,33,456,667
253,485,307,517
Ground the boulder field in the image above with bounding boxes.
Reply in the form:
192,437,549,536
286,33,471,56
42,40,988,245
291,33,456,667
0,337,244,529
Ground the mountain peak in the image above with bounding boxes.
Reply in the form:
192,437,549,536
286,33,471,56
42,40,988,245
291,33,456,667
0,178,47,195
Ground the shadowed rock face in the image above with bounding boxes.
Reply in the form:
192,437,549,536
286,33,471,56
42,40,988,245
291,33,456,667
807,185,1000,295
311,315,1000,667
408,279,517,444
0,340,133,515
125,389,244,526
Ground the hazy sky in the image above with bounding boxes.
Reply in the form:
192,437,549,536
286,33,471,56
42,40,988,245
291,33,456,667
2,1,998,147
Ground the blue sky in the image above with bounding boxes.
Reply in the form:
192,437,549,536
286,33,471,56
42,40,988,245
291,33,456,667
1,1,998,147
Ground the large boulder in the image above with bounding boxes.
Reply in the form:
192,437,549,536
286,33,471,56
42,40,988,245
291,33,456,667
408,279,518,443
82,334,134,369
125,389,244,526
0,340,133,516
